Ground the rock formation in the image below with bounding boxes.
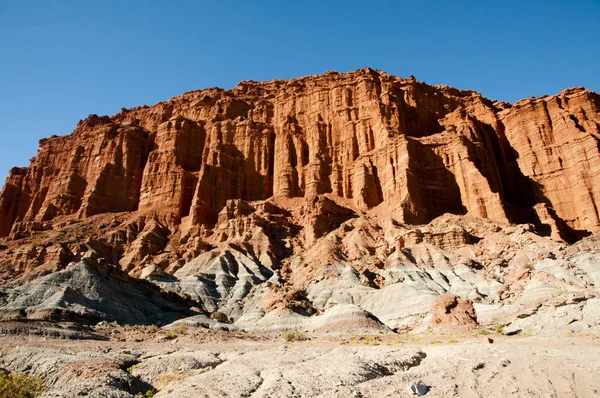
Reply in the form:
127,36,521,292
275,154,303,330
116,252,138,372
0,257,201,325
500,88,600,239
0,69,599,334
2,69,599,242
431,293,478,327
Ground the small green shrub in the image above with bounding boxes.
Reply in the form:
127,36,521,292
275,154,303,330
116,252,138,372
164,332,177,340
282,331,308,342
363,336,381,346
145,389,158,397
0,372,44,398
495,325,505,335
126,363,141,374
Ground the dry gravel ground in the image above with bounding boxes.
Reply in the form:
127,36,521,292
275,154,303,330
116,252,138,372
0,325,599,397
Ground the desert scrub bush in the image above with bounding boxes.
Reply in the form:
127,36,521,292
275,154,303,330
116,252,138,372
164,332,177,340
448,339,458,344
281,331,308,342
146,324,158,333
170,323,188,335
145,388,158,397
362,336,382,346
523,263,534,270
156,372,185,387
126,363,141,374
430,340,443,344
155,371,194,389
495,325,505,335
210,311,231,323
0,371,44,398
566,332,599,338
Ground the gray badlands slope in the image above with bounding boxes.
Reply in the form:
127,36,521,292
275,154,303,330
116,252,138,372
1,214,599,337
0,258,199,325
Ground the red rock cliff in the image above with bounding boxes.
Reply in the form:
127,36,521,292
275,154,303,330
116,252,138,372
1,69,599,242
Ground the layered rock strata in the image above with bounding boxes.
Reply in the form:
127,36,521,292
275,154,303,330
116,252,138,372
1,69,599,333
1,69,598,242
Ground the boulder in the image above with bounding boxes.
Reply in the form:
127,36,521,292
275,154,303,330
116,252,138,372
431,294,478,328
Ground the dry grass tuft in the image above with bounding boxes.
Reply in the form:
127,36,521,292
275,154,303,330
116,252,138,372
282,331,308,342
0,371,44,398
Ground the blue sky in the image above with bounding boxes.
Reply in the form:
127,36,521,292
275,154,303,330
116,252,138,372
1,0,599,185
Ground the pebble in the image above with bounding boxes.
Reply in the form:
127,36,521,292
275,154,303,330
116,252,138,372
409,379,429,395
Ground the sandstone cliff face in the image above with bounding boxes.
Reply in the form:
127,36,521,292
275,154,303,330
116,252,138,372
0,115,151,236
2,69,599,243
1,69,600,306
500,88,600,239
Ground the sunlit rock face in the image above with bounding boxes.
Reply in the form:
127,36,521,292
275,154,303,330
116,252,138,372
1,69,600,334
2,69,599,241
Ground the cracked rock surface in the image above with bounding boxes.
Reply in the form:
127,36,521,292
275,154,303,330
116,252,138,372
0,329,599,397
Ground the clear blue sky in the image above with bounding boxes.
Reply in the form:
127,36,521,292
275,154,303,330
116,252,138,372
1,0,599,185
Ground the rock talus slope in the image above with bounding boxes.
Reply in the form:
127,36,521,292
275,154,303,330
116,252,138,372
0,69,599,334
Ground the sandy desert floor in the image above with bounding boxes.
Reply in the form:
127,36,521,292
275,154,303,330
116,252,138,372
0,324,599,397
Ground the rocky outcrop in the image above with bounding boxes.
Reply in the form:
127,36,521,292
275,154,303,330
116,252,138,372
2,69,599,242
500,88,600,241
0,258,201,325
0,345,152,397
303,196,356,246
0,116,151,237
1,69,600,335
431,294,478,327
